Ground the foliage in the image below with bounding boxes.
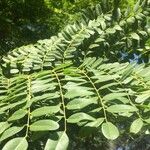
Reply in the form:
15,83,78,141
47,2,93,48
0,0,100,55
0,0,150,149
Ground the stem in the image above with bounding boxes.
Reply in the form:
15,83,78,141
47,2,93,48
81,70,108,122
25,75,31,138
53,70,67,131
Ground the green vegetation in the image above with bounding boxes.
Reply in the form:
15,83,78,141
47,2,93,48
0,0,100,54
0,0,150,149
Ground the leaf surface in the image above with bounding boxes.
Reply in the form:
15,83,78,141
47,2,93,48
102,122,119,140
30,120,59,131
44,132,69,150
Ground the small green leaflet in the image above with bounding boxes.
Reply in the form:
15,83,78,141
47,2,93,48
0,126,24,142
32,84,55,93
144,118,150,124
130,33,140,41
134,0,140,12
64,85,94,99
31,105,60,117
99,82,119,90
10,69,19,74
94,75,120,83
121,64,135,81
130,118,143,134
89,44,99,49
0,100,26,113
126,16,135,24
30,120,59,131
2,137,28,150
102,122,119,140
66,97,97,110
103,92,128,101
107,104,138,113
106,28,116,34
67,113,95,123
8,109,27,121
0,122,11,134
135,92,150,103
85,118,104,127
44,132,69,150
114,25,122,31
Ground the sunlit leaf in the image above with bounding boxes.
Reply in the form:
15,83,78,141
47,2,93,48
2,137,28,150
102,122,119,140
130,118,143,134
67,113,95,123
44,132,69,150
31,105,60,117
30,120,59,131
0,126,24,142
8,109,27,121
107,105,138,113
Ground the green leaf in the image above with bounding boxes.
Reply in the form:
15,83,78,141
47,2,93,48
66,97,97,110
114,25,122,31
64,85,94,99
67,113,95,123
99,83,119,90
0,122,11,134
131,33,140,41
85,118,104,127
2,137,28,150
0,126,24,142
103,93,128,102
44,132,69,150
10,69,19,74
107,104,138,113
8,109,27,121
30,120,59,131
94,75,120,83
134,0,141,12
89,44,99,49
144,118,150,124
99,19,106,30
127,17,136,24
31,105,60,117
130,118,143,134
95,38,105,43
106,28,116,34
0,100,26,113
101,122,119,140
135,92,150,103
121,64,135,81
